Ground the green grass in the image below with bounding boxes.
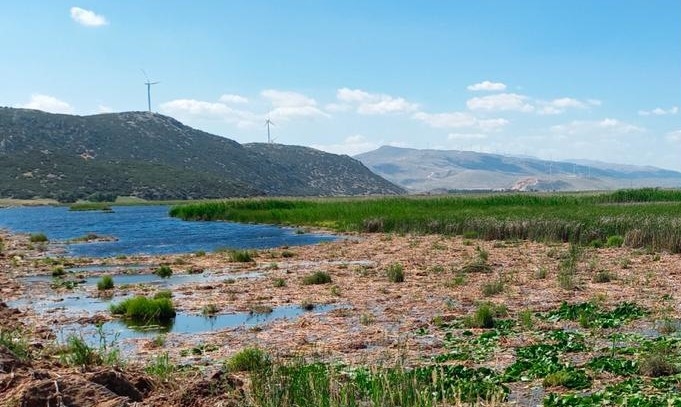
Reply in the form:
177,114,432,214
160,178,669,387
170,189,681,252
68,202,113,211
302,271,332,285
226,347,271,372
386,263,405,283
97,275,114,290
228,249,254,262
154,264,173,278
110,295,176,322
51,266,66,277
145,352,176,379
463,303,500,329
248,359,508,406
0,329,30,361
29,232,48,243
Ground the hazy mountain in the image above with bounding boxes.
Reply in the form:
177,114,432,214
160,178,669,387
355,146,681,192
0,108,404,201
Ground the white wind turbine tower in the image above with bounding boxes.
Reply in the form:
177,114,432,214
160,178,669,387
265,117,275,144
141,69,160,112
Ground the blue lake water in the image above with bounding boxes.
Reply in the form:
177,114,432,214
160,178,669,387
0,205,335,257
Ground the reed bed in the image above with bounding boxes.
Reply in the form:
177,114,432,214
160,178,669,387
170,189,681,252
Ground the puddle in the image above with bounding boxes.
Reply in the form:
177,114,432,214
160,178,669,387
21,270,260,288
12,271,262,318
57,304,339,344
66,264,149,273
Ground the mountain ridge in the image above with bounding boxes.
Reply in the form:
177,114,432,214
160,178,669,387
0,107,404,201
355,145,681,192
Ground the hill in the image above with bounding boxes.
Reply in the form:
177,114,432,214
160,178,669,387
0,108,404,201
355,146,681,192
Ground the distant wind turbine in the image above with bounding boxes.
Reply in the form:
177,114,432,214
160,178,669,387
265,117,275,143
141,69,159,112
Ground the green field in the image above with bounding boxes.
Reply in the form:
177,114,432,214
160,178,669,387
170,189,681,252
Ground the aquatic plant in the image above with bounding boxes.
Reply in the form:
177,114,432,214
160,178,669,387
154,264,173,278
110,295,176,322
170,189,681,252
29,232,48,243
97,275,114,290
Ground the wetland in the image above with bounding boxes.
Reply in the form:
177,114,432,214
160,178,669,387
2,190,681,406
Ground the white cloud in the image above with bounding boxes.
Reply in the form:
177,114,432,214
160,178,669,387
638,106,679,116
18,94,74,114
550,118,645,135
70,7,108,27
413,111,509,132
218,94,249,104
261,89,329,120
466,93,534,112
336,88,418,115
536,97,589,115
160,98,258,128
311,134,379,156
467,81,507,92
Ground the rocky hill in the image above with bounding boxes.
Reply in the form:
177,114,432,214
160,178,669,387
0,108,404,201
355,146,681,192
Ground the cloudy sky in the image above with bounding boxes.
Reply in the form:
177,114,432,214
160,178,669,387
2,1,680,170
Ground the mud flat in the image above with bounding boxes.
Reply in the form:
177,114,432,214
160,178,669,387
2,229,681,406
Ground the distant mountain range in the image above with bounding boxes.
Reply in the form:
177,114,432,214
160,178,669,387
0,108,404,201
355,146,681,193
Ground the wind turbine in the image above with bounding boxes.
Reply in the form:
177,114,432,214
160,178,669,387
265,117,275,144
141,69,159,112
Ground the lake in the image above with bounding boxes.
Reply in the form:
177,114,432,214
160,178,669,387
0,205,335,257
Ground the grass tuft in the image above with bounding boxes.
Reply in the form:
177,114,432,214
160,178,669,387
386,263,405,283
97,275,114,290
302,271,332,285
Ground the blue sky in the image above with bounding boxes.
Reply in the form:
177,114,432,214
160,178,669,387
2,1,680,170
